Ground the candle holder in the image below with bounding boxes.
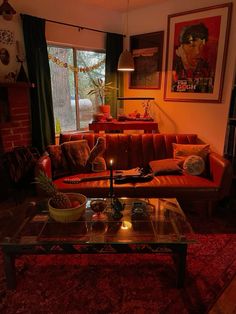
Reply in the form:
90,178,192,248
109,159,114,198
111,197,124,220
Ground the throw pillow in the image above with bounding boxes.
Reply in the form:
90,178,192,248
149,159,183,175
47,145,70,178
183,155,205,176
172,143,210,160
62,140,91,173
91,156,107,172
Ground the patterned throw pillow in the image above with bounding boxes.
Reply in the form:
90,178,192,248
183,155,205,176
62,140,91,173
47,145,70,178
172,143,210,160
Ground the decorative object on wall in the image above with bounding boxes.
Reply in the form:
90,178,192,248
0,0,16,20
129,31,164,89
117,0,134,71
164,3,232,103
0,28,17,82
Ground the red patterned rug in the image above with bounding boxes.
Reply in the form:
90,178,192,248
0,232,236,314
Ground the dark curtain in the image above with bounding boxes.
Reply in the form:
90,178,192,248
21,14,55,153
105,33,123,119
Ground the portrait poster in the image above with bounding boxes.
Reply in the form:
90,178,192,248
164,3,232,102
130,31,164,89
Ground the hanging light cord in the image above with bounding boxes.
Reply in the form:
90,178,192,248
126,0,129,36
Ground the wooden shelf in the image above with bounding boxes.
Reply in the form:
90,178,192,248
89,120,159,133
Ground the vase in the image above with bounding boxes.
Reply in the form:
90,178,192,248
100,105,110,118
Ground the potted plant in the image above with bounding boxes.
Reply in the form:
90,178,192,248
88,78,118,118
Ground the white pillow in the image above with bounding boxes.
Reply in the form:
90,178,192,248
183,155,205,176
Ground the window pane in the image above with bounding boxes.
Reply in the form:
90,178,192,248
77,50,105,128
48,46,105,132
48,46,76,132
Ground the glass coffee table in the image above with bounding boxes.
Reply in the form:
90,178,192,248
0,197,196,289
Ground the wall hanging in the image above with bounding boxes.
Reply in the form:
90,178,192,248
164,3,232,102
129,31,164,89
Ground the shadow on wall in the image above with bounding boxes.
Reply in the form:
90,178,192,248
151,100,178,133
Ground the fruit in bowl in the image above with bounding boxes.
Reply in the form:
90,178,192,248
35,171,87,223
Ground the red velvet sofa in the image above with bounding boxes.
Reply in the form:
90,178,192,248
35,132,233,216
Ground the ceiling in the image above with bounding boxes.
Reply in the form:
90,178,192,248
78,0,161,13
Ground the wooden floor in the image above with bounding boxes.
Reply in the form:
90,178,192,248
209,180,236,314
209,278,236,313
1,183,236,314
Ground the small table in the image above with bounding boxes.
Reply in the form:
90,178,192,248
89,120,159,133
0,197,195,289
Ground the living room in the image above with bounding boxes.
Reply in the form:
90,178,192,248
0,0,236,313
0,0,235,154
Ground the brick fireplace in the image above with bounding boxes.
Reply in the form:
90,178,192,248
0,83,32,153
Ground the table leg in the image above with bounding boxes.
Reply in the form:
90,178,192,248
175,244,187,288
3,252,16,289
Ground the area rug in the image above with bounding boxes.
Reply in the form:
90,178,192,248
0,233,236,314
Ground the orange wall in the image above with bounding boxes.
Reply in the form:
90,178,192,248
124,0,236,154
7,0,236,154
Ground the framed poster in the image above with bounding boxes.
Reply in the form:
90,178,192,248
129,31,164,89
164,3,232,102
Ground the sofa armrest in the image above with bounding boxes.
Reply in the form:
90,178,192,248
35,155,52,179
209,152,233,199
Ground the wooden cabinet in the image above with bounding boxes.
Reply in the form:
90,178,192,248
224,77,236,177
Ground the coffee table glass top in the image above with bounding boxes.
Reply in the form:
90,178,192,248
0,198,195,245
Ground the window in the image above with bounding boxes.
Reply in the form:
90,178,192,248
48,45,105,132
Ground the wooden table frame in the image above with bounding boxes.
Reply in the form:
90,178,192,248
2,242,187,290
89,121,159,133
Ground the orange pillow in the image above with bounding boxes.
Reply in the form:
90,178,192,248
172,143,210,160
149,159,182,175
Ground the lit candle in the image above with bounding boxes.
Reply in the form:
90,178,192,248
109,159,113,197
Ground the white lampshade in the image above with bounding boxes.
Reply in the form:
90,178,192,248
117,49,134,71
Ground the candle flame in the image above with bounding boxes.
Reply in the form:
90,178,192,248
110,159,113,165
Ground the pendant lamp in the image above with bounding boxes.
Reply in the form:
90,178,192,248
117,0,134,71
0,0,16,20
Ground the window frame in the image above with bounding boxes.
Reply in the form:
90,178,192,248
47,41,106,131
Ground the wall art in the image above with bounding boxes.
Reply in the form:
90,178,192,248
129,31,164,89
164,3,232,102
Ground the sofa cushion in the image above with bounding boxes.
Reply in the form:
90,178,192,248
173,143,210,160
62,140,90,173
183,155,205,176
46,145,70,179
149,159,182,175
91,156,107,172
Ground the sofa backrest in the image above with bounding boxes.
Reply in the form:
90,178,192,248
60,133,199,170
